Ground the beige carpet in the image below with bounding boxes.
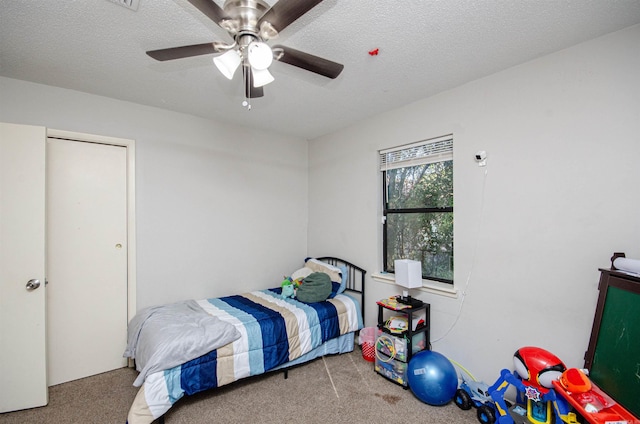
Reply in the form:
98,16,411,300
0,348,480,424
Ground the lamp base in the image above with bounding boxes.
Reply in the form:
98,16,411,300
395,295,424,308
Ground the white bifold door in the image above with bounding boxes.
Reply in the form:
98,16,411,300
46,137,128,386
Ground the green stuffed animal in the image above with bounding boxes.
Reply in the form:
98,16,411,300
281,277,295,299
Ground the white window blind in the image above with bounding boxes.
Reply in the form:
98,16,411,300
379,134,453,171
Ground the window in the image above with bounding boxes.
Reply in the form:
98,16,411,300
381,135,453,283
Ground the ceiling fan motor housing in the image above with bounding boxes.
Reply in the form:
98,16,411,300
222,0,270,39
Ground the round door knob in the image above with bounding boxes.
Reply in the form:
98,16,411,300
26,279,41,290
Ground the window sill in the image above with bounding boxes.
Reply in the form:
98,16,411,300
372,272,459,299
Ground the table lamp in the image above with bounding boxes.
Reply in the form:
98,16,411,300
394,259,424,307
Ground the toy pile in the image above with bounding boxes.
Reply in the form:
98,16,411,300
450,346,639,424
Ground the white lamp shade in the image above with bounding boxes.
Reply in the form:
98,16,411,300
251,67,274,87
394,259,422,289
247,41,273,70
213,50,241,80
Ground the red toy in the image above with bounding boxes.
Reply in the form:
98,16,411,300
489,347,576,424
553,373,639,424
558,368,590,394
513,346,567,394
488,347,639,424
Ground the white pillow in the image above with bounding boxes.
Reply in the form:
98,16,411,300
291,267,313,281
305,259,342,284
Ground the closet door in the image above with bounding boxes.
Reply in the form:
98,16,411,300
46,138,128,386
0,123,48,412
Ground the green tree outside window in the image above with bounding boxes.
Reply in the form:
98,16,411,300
382,142,453,283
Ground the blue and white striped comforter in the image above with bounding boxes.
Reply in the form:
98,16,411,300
127,288,362,424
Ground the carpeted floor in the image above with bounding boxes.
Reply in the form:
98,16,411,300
0,347,481,424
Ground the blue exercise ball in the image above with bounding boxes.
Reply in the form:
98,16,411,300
407,350,458,406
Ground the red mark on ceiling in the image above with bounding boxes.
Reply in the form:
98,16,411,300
368,48,379,56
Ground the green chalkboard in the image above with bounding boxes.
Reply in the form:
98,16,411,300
585,270,640,418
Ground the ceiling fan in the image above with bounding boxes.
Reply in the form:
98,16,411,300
146,0,344,103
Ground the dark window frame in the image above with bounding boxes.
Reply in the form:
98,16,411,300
381,137,454,284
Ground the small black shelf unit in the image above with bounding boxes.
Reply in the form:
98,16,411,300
375,298,430,387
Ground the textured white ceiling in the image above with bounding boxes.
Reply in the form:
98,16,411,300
2,0,640,139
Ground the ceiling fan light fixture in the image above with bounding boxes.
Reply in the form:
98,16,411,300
247,41,273,70
220,18,239,35
251,67,274,87
259,21,279,41
213,49,242,79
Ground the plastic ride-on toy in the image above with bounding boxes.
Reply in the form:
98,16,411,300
454,377,502,424
488,347,578,424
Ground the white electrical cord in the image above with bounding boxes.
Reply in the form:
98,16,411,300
432,166,488,343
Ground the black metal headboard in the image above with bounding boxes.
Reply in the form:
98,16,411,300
317,257,366,320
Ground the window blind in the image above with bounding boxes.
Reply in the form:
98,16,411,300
379,134,453,171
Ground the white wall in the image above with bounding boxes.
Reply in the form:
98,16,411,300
0,77,308,310
308,24,640,384
2,23,638,387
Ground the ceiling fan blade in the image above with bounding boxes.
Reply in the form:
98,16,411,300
273,45,343,79
258,0,324,33
243,66,264,98
186,0,228,25
146,43,220,61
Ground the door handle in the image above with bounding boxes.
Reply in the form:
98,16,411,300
26,279,41,290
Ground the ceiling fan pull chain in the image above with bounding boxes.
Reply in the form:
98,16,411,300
242,67,252,110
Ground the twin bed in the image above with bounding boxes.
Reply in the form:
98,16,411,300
125,257,366,424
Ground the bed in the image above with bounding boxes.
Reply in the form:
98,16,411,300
125,257,366,424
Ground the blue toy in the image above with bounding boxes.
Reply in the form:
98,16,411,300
454,376,500,423
281,277,295,299
407,350,458,406
488,347,579,424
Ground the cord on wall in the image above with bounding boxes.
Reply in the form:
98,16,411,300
432,163,488,343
